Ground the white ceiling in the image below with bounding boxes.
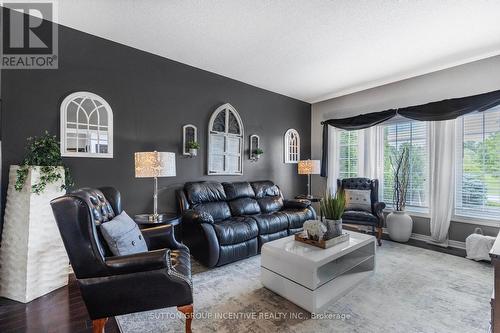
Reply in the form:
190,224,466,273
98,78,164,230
50,0,500,103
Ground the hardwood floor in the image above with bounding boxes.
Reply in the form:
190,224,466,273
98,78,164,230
0,275,120,333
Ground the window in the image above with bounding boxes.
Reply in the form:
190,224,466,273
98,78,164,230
208,103,243,175
339,130,359,179
382,120,429,210
60,92,113,158
284,129,300,163
455,107,500,219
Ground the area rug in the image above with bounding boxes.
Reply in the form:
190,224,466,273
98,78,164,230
116,241,493,333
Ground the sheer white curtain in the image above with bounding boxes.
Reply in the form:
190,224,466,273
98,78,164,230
326,127,340,194
362,126,384,182
429,119,456,245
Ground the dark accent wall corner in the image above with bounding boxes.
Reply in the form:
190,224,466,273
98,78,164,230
0,21,311,235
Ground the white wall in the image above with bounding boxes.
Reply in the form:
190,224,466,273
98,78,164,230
311,55,500,242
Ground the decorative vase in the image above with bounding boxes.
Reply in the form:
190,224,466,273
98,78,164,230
323,218,342,240
0,166,69,303
386,210,413,242
189,148,197,157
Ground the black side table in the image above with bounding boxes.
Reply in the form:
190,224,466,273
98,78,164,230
295,195,322,203
134,213,182,242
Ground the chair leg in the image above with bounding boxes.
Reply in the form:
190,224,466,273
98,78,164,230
376,227,383,246
92,318,108,333
178,304,194,333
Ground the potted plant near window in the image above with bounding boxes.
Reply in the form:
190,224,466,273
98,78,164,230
0,132,73,303
186,140,200,157
319,189,346,239
252,148,264,161
386,145,413,242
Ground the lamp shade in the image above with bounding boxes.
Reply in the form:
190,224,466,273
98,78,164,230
298,160,321,175
135,151,176,178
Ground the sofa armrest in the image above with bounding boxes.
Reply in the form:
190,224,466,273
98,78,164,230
183,209,214,224
373,201,386,214
373,202,386,226
283,199,311,209
142,224,184,251
105,249,168,275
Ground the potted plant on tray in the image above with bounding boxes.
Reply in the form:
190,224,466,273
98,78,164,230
186,140,200,157
386,145,413,242
319,189,346,239
0,132,73,303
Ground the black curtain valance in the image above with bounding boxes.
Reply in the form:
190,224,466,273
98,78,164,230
320,89,500,177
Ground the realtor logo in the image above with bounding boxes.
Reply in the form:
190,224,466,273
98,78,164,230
1,1,58,69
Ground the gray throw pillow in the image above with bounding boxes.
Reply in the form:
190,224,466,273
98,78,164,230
345,189,372,212
100,211,148,256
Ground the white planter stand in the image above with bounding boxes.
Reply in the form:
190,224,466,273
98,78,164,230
0,166,69,303
386,210,413,243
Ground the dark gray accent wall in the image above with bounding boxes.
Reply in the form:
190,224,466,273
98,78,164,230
0,22,311,234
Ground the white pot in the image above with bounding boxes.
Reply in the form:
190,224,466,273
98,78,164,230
0,166,69,303
189,148,197,157
386,210,413,243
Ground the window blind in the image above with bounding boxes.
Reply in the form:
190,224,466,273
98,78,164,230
339,130,359,179
455,107,500,219
382,120,429,209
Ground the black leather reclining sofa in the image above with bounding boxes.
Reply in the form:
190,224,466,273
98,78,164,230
176,180,316,267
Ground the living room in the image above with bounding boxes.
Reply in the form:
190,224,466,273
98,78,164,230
0,1,499,333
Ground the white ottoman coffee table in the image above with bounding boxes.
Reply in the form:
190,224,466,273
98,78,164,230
261,230,376,313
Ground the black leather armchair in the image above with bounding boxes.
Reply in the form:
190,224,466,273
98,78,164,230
177,181,316,267
50,187,193,333
337,178,385,245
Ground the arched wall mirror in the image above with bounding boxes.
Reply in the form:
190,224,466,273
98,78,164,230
249,134,260,161
182,124,198,156
208,103,244,175
60,91,113,158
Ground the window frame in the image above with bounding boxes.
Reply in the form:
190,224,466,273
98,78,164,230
338,129,362,179
381,118,430,213
60,91,113,158
284,129,300,164
207,103,244,175
453,109,500,222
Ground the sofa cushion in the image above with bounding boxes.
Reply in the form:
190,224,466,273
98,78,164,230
251,181,280,198
257,196,284,213
212,217,259,245
100,211,148,256
281,208,315,229
229,197,261,216
342,210,378,224
223,182,255,200
193,202,231,222
185,182,226,204
251,212,289,235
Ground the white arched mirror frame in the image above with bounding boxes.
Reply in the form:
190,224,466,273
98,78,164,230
249,134,260,160
183,124,198,156
208,103,244,175
284,128,300,163
60,91,113,158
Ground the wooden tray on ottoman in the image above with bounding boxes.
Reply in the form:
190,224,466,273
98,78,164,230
294,232,350,249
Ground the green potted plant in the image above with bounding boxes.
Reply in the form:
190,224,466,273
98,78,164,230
186,140,200,157
252,147,264,161
386,145,413,242
0,132,73,303
319,189,346,239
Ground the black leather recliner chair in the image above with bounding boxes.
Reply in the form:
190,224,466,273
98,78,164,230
50,187,194,333
337,178,386,245
177,180,316,267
